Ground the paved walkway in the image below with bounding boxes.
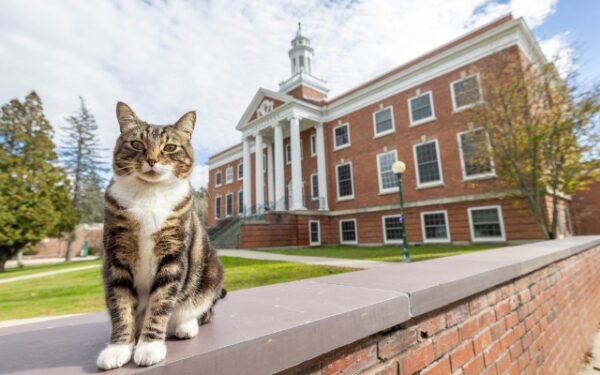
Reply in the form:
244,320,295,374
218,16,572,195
218,249,387,269
581,326,600,374
5,256,99,269
0,264,101,284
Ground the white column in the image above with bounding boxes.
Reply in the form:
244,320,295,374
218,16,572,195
254,132,265,214
315,123,329,210
242,137,252,216
290,115,305,210
267,142,274,209
274,123,285,211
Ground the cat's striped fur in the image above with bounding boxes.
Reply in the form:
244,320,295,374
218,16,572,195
97,102,225,370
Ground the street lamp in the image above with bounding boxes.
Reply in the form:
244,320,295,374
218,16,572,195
392,161,410,263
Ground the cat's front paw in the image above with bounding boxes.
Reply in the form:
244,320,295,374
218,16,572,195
96,343,134,370
133,341,167,367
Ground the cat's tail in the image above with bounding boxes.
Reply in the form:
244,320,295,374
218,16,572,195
219,288,228,299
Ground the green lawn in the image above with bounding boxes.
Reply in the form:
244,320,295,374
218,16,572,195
0,256,353,321
0,258,101,280
258,244,503,262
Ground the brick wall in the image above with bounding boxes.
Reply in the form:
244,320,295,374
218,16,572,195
571,180,600,235
278,245,600,375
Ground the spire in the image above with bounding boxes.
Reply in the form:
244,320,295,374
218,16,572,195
296,22,302,38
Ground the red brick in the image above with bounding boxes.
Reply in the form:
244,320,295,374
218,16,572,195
521,332,533,348
479,308,496,327
469,294,489,315
517,352,530,372
500,329,517,351
463,355,485,375
378,329,417,360
418,314,446,339
446,304,469,327
483,342,502,367
504,311,519,329
495,299,511,320
495,352,511,373
490,320,506,340
458,317,479,341
421,356,451,375
480,365,498,375
362,361,398,375
509,341,523,360
473,328,493,353
323,344,378,375
433,328,459,357
450,342,475,371
400,341,434,375
518,288,531,304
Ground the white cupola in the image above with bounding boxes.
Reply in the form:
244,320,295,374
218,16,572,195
289,22,314,75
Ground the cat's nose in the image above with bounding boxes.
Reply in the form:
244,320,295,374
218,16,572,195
146,158,157,167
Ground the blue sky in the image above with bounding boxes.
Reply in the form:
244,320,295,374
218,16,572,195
0,0,596,188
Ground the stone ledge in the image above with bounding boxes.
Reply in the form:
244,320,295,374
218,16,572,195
0,236,598,374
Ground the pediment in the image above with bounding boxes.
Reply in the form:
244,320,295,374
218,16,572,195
236,88,293,130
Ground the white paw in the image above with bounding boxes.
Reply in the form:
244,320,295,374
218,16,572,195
133,341,167,367
96,343,134,370
174,319,199,339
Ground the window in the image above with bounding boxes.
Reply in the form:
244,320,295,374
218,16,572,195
310,134,316,157
286,143,291,164
382,215,404,244
409,92,435,125
333,123,350,150
468,206,505,242
309,220,321,246
336,162,354,200
377,151,399,194
339,219,357,244
457,129,495,180
311,173,319,200
215,196,222,219
238,191,244,214
413,140,443,187
421,211,450,243
215,171,222,187
225,193,233,217
225,167,233,184
451,74,482,111
237,163,243,180
373,107,394,136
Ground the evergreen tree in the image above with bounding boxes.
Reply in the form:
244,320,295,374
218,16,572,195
0,92,77,272
193,187,209,226
60,97,107,260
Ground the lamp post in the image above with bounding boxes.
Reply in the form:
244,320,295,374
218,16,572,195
392,161,410,263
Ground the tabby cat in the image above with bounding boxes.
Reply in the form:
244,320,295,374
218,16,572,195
96,102,225,370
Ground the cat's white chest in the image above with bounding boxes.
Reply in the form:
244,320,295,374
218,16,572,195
108,175,190,315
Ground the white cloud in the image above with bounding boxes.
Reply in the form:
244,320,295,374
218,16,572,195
540,32,577,77
0,0,564,188
190,164,210,190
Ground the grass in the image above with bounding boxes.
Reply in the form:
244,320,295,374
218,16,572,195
0,256,353,321
258,244,503,262
0,258,101,280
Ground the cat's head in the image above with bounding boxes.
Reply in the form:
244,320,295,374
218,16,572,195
113,101,195,184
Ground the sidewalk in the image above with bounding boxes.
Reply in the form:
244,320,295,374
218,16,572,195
0,264,101,284
218,249,388,269
5,256,99,269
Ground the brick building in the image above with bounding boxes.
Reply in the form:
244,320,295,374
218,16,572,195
207,15,574,248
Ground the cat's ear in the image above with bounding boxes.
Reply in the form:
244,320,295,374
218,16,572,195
174,111,196,139
116,102,139,133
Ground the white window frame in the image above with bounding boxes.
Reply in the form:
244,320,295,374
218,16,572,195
308,220,321,246
335,161,355,201
339,218,358,245
450,73,483,112
376,150,399,194
412,139,444,189
225,193,233,217
372,106,395,138
214,195,222,220
237,190,244,214
215,171,222,187
237,163,243,180
381,215,405,244
310,173,319,201
333,123,351,151
457,128,496,181
310,134,317,157
408,91,436,126
467,205,506,242
225,166,233,184
420,210,451,243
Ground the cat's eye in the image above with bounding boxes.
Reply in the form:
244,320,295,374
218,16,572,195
130,141,144,150
163,144,178,152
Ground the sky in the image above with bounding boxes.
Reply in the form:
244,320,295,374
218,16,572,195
1,0,597,188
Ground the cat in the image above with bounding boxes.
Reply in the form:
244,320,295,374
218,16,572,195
96,102,226,370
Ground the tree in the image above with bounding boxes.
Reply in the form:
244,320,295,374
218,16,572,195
463,52,599,239
0,92,78,272
193,187,209,226
60,97,106,261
